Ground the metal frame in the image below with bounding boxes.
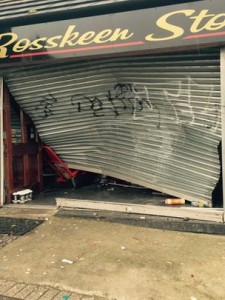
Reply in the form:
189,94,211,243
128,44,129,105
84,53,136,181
220,48,225,220
0,77,4,207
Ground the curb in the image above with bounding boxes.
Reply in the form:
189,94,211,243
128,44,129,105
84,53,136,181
56,208,225,235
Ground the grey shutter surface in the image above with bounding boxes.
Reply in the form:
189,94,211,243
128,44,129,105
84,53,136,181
0,0,144,21
0,0,201,22
2,49,221,204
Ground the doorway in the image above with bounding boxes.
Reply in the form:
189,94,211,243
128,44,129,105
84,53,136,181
3,83,42,203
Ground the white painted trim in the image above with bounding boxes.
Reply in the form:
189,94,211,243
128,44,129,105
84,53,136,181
56,198,223,223
3,204,57,210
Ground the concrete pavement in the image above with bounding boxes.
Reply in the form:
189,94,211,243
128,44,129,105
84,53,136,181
0,278,109,300
0,213,225,299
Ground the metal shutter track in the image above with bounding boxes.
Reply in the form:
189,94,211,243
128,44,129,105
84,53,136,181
2,50,221,204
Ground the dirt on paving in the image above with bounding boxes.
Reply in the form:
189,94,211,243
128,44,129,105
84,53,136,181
0,234,17,250
0,215,225,300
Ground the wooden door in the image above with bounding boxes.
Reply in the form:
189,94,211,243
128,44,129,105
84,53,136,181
3,84,43,203
0,78,4,207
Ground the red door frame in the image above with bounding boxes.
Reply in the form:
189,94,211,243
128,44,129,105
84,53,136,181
3,83,43,203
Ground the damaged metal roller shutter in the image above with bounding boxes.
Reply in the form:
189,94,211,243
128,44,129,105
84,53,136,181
0,0,119,18
2,49,221,205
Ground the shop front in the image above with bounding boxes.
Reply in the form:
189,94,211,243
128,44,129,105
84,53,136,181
0,0,225,221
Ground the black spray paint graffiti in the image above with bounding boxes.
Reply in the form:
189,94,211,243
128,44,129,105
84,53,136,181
35,93,57,118
35,79,220,132
71,83,154,118
71,94,104,117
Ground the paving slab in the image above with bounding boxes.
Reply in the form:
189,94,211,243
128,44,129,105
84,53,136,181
0,280,110,300
52,292,71,300
13,285,36,299
39,289,60,300
3,284,26,298
24,286,48,300
0,297,20,300
67,293,82,300
0,282,16,295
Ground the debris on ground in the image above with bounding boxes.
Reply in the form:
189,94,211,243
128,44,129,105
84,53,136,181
165,198,185,205
61,259,74,264
191,201,210,208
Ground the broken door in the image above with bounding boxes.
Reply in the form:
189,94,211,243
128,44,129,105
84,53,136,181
3,84,42,203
